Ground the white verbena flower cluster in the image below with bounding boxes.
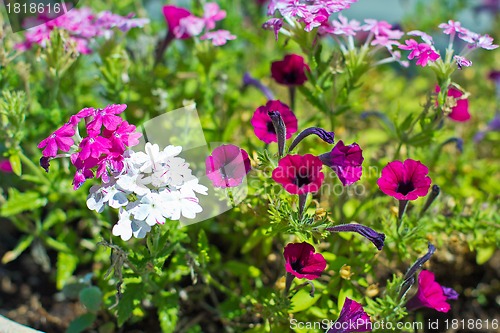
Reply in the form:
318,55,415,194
87,142,208,241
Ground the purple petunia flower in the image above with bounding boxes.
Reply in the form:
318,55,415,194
319,140,363,186
326,223,385,250
327,298,372,333
377,159,431,201
251,100,298,144
262,18,283,41
205,144,251,188
271,54,310,86
406,270,457,313
272,154,325,195
283,242,326,280
474,113,500,142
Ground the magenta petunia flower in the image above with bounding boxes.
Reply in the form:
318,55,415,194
435,85,470,122
0,159,13,173
78,135,112,160
377,159,431,201
271,54,310,86
103,120,142,151
327,298,372,333
319,140,364,186
202,3,226,30
37,123,76,157
272,154,325,195
206,144,251,188
406,270,455,313
251,100,298,144
162,5,193,39
283,242,326,280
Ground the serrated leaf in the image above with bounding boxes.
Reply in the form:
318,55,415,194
0,188,47,217
66,313,96,333
2,234,34,264
116,282,144,327
57,252,79,290
79,286,102,312
157,292,179,332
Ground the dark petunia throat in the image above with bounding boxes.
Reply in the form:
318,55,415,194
291,260,303,272
397,181,415,195
294,174,311,188
267,121,276,134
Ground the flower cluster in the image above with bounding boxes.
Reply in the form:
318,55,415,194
263,0,358,36
163,3,236,46
16,7,149,54
38,104,142,190
399,20,498,68
87,142,208,241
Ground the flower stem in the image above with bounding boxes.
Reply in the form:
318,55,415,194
398,199,408,223
298,193,307,220
288,86,296,111
18,151,51,186
284,272,294,297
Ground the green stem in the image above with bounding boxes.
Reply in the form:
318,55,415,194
19,151,51,186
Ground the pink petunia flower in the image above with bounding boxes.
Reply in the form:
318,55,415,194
327,298,372,333
205,144,251,188
0,160,13,173
200,30,236,46
406,270,456,313
37,123,76,157
251,100,298,144
438,20,466,36
319,140,364,186
377,159,432,201
330,13,361,36
271,54,310,86
435,85,470,122
162,5,193,39
272,154,325,195
453,55,472,70
283,242,326,280
103,120,142,151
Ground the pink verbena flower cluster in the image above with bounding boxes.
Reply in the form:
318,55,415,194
263,0,358,37
320,14,407,67
163,3,236,46
399,20,498,68
15,7,149,54
38,104,142,190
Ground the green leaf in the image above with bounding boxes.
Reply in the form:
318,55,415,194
157,292,179,332
79,286,102,312
57,252,79,290
241,227,268,254
289,287,321,313
66,313,96,333
0,188,47,217
476,246,495,265
2,234,34,264
9,153,21,176
116,282,144,327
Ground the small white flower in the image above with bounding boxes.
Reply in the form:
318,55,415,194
102,183,129,208
112,208,133,241
160,190,203,220
181,177,208,197
131,192,172,225
131,218,152,238
116,170,151,196
87,185,107,213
